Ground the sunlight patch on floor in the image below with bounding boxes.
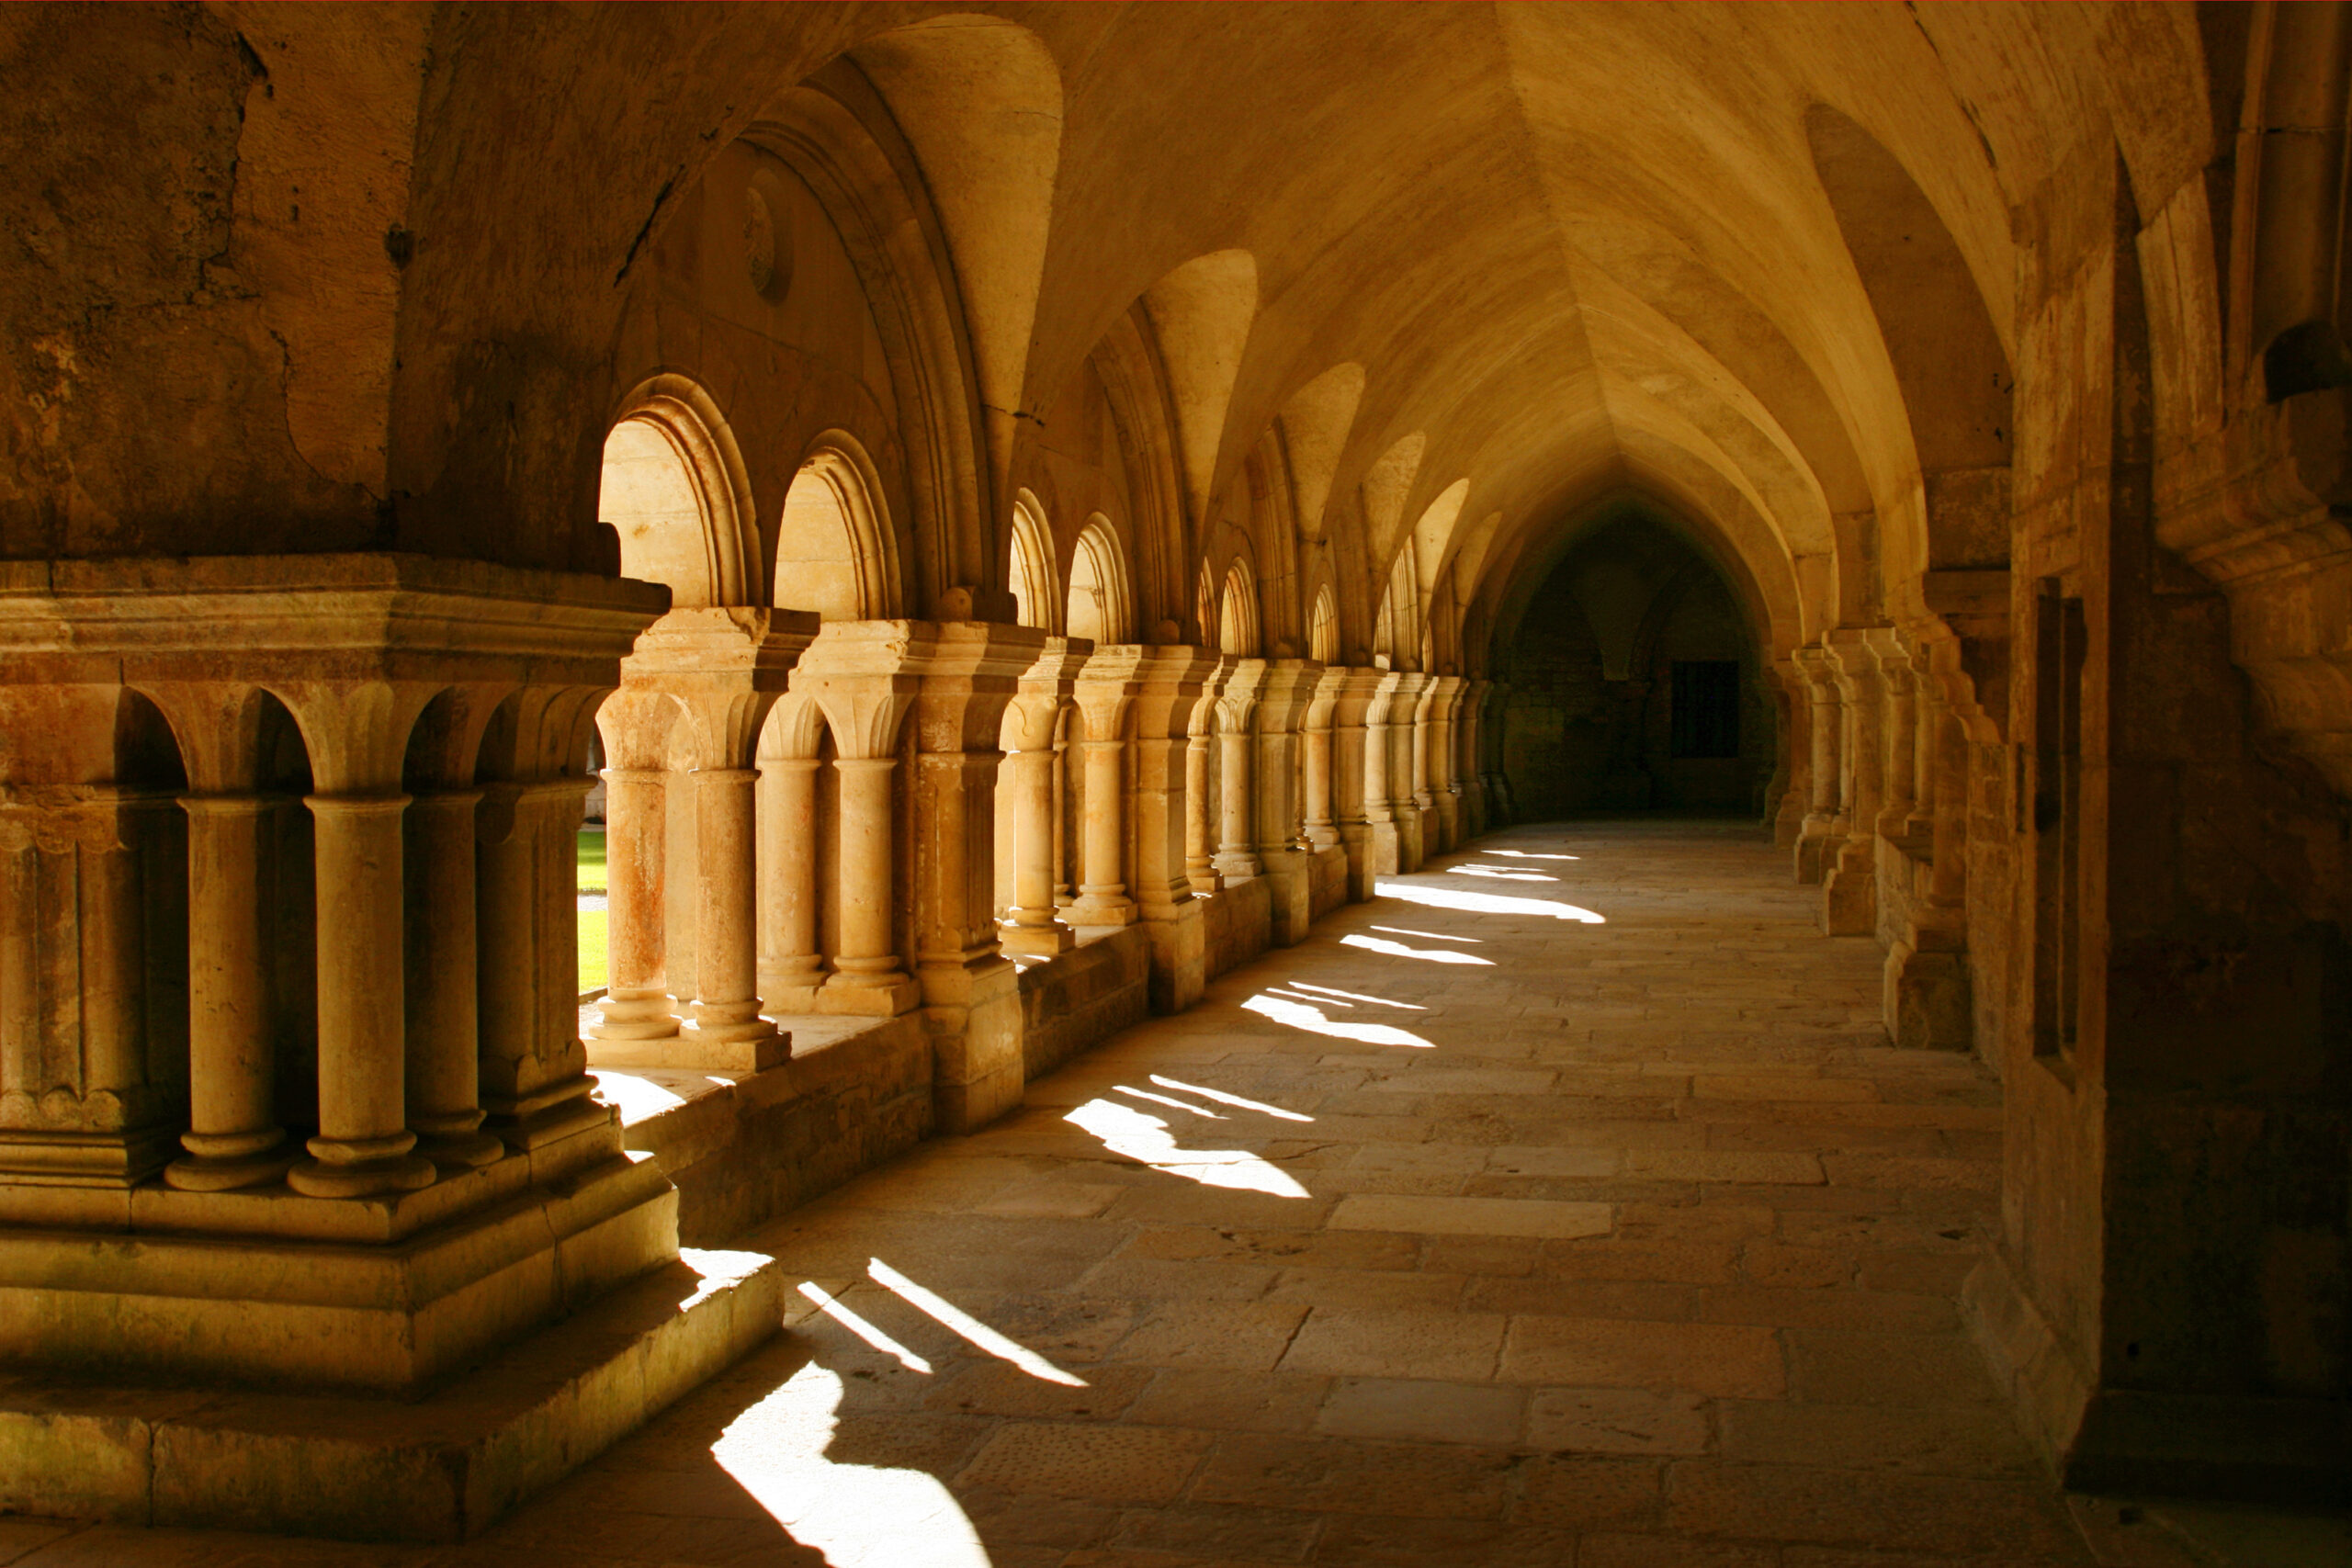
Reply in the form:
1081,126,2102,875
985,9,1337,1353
1065,1096,1311,1196
713,1361,989,1568
1342,932,1493,964
1241,990,1436,1047
1377,879,1607,922
869,1259,1087,1387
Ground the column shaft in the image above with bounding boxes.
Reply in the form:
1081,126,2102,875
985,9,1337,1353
682,767,775,1043
166,795,288,1190
593,767,677,1040
404,789,501,1166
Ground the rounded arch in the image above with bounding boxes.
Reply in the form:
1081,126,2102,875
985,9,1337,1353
776,434,902,620
1218,556,1262,659
1008,490,1060,632
600,377,759,608
1068,514,1134,645
1308,583,1340,665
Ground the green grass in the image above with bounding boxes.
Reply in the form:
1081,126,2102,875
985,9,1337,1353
578,828,607,894
577,829,607,994
578,908,607,995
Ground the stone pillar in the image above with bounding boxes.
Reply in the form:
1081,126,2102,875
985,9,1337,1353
1363,669,1405,878
477,772,611,1151
1458,677,1489,840
1301,668,1343,851
1001,637,1089,954
796,621,925,1018
402,786,503,1168
1820,630,1883,936
755,697,826,1013
1869,628,1917,839
1104,647,1215,1011
910,623,1039,1132
1772,660,1811,849
1906,653,1941,843
1329,668,1384,899
1213,660,1263,883
1792,645,1842,885
1184,657,1230,894
166,792,289,1190
592,683,682,1044
1252,660,1319,945
1391,671,1430,871
1428,674,1464,852
1072,649,1153,929
594,608,813,1069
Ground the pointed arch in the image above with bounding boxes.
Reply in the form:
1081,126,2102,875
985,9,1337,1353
1360,430,1428,572
777,434,901,620
601,378,757,609
1068,515,1134,645
1008,490,1060,632
1219,557,1262,660
1308,583,1340,666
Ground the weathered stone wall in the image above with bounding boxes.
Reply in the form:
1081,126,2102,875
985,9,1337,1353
1016,926,1150,1081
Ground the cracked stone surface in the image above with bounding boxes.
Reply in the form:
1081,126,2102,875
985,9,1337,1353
12,822,2339,1567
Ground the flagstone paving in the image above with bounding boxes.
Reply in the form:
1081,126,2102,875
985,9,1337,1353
14,821,2341,1567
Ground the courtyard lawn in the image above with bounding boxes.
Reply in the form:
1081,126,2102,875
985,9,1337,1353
578,907,607,995
578,828,606,893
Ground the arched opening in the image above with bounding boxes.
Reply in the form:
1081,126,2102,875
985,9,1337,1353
1308,585,1339,665
1066,516,1133,645
1498,510,1771,818
602,423,720,607
776,439,899,620
1008,492,1059,632
1218,558,1261,659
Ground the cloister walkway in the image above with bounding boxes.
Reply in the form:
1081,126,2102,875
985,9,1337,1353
6,822,2318,1567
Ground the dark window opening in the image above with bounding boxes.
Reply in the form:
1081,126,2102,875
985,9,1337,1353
1670,660,1741,759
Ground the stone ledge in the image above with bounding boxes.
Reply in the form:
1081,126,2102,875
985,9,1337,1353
0,1246,780,1542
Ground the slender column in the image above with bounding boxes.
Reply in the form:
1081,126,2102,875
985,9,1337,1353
165,794,289,1190
1215,717,1260,879
404,788,501,1167
757,756,823,1003
827,756,910,998
1928,696,1971,909
1001,740,1072,953
1907,662,1941,841
1871,634,1917,838
1051,719,1074,908
591,767,677,1041
680,767,775,1049
289,792,434,1197
477,777,607,1148
1075,736,1132,921
1302,673,1340,850
1184,721,1219,892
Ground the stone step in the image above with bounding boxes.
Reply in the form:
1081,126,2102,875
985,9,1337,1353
0,1247,782,1542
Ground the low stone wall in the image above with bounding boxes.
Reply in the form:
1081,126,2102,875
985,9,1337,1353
611,1014,933,1246
1201,875,1275,980
1309,843,1349,920
1018,926,1152,1079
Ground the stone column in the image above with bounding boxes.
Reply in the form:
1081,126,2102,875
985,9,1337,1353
755,702,824,1014
1820,630,1882,936
1251,660,1318,944
1906,651,1941,842
1104,646,1215,1010
1792,645,1841,885
1363,669,1405,878
910,622,1038,1132
1428,674,1464,852
1390,671,1430,871
403,786,502,1168
1329,668,1383,899
1183,658,1228,894
680,766,778,1064
796,620,925,1018
1301,667,1342,851
1458,677,1489,840
591,764,677,1041
1869,628,1917,839
165,792,290,1190
1001,638,1088,953
1213,660,1263,882
477,773,610,1150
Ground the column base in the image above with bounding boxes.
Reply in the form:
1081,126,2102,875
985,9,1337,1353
819,973,922,1016
1366,818,1401,880
1822,844,1876,936
1884,935,1973,1051
1793,825,1838,885
588,985,682,1043
416,1129,508,1168
1069,894,1137,928
1001,919,1078,955
1212,851,1262,882
288,1152,439,1199
594,1022,790,1074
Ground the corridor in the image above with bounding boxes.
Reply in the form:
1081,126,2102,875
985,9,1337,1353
7,818,2233,1568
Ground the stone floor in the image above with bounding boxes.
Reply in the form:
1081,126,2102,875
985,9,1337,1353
6,821,2344,1567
